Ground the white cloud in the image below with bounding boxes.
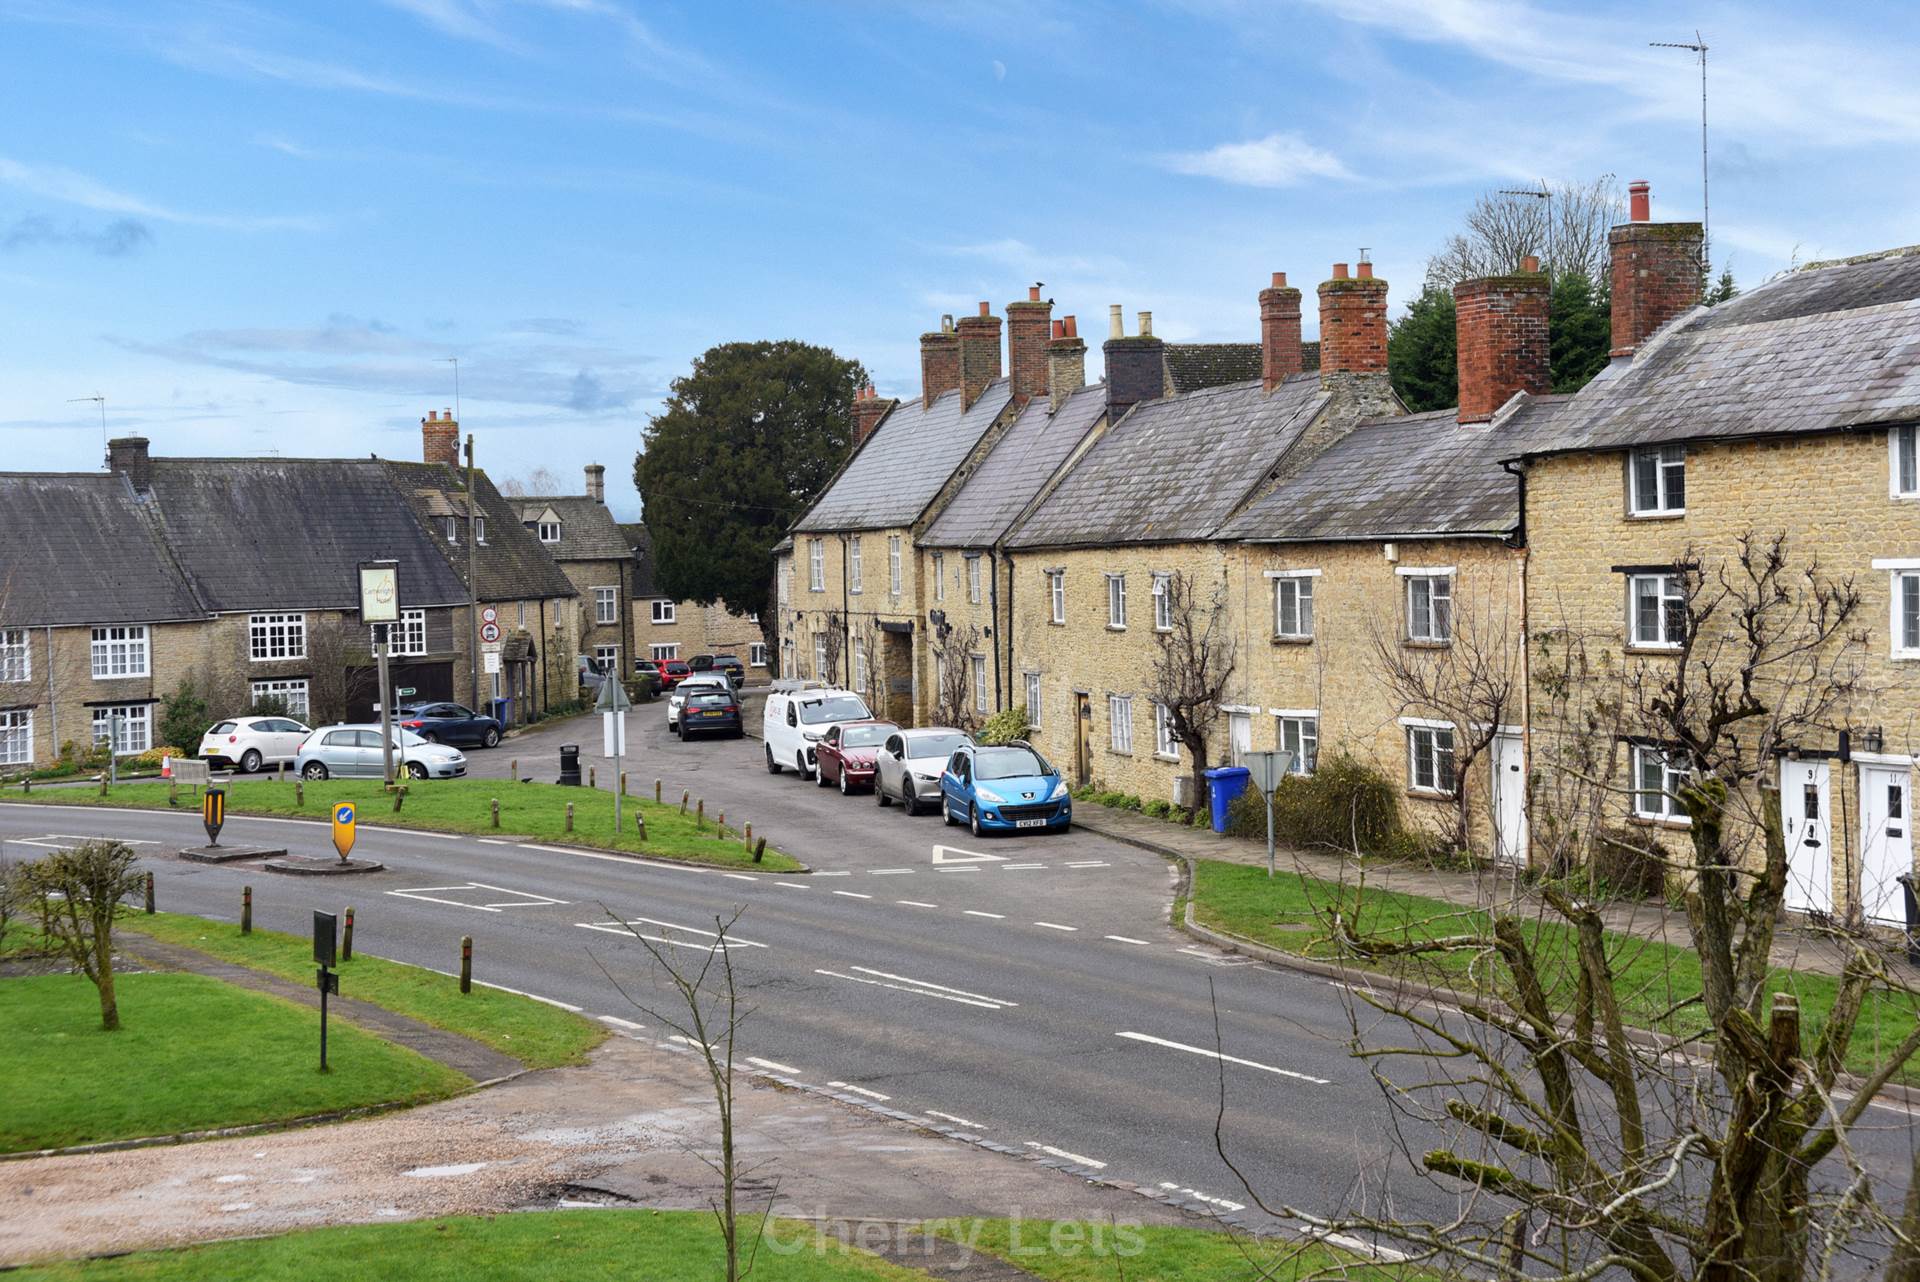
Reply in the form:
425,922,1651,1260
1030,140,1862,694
0,155,323,232
1163,132,1353,189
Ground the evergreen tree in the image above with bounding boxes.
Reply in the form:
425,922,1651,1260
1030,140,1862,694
1703,267,1739,305
1548,272,1612,394
1387,286,1457,412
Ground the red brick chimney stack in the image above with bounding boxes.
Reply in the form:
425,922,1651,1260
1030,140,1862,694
955,301,1004,410
920,315,961,409
1317,261,1389,378
422,409,459,469
852,385,894,446
1047,314,1087,413
1609,180,1704,358
1259,271,1304,393
1454,256,1551,425
1005,285,1052,408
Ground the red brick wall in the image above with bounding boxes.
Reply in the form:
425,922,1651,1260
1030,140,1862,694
955,309,1003,409
1259,273,1303,392
1454,272,1550,423
1005,297,1053,406
920,329,961,408
1610,222,1703,356
1317,272,1389,375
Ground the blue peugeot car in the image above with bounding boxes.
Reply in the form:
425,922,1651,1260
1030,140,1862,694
939,741,1072,837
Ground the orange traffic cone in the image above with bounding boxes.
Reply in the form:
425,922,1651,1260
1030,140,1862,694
160,755,172,779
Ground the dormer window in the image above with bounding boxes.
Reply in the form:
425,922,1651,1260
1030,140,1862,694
539,520,561,544
474,516,487,544
445,517,459,543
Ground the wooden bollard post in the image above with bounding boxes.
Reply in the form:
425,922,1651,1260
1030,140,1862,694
392,785,406,812
717,810,725,834
696,799,705,830
565,802,574,833
98,773,107,796
241,885,253,934
343,907,355,961
680,791,689,815
753,837,767,864
620,771,628,797
511,758,519,783
490,798,500,829
169,778,178,807
144,871,155,914
20,777,29,794
589,765,596,790
745,822,752,848
634,812,646,842
295,779,304,807
460,936,473,994
655,779,662,803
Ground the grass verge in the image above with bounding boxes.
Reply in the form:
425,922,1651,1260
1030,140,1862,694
0,777,802,871
0,972,466,1153
925,1219,1406,1281
1190,858,1920,1084
122,912,605,1071
10,1210,929,1281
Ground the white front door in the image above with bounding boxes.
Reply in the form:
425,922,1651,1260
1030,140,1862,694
1491,732,1528,866
1781,759,1832,916
1860,764,1915,926
1228,712,1251,768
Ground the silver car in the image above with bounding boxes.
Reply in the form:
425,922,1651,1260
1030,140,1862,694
873,727,971,816
296,724,467,781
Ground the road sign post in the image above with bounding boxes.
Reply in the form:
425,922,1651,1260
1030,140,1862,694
359,560,401,787
1243,751,1295,878
313,910,339,1071
331,802,357,863
595,677,632,836
202,786,226,847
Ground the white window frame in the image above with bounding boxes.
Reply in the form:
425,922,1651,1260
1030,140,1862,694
1049,571,1065,624
971,654,988,714
1628,573,1686,649
1153,702,1179,760
849,536,864,594
0,709,31,766
249,612,307,662
1403,718,1456,796
1400,570,1453,643
1269,569,1319,639
474,515,487,544
1876,561,1920,659
90,625,149,679
966,554,983,605
1893,426,1920,499
445,516,459,544
814,633,828,680
594,644,620,671
651,599,677,625
1024,672,1042,728
1108,694,1134,754
593,586,618,626
0,629,28,683
749,642,768,668
1628,445,1686,516
853,638,869,694
809,539,825,592
249,678,311,718
538,520,562,544
1275,711,1319,776
91,704,151,755
1631,744,1690,823
1152,573,1173,632
649,642,680,661
375,608,427,658
933,552,946,602
1106,574,1127,630
889,535,903,596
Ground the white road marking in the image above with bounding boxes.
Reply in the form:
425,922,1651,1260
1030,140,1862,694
1001,862,1046,870
828,1080,891,1101
219,1202,254,1212
724,873,758,882
387,882,568,911
932,844,1006,864
776,881,811,891
1033,921,1078,932
1117,1031,1330,1084
9,839,84,849
48,833,160,844
669,1035,716,1052
832,890,873,899
897,900,938,908
1157,1182,1246,1213
814,967,1017,1011
403,1161,488,1178
365,825,460,840
597,1015,646,1032
963,909,1004,919
409,965,583,1010
849,966,1017,1007
1065,860,1110,868
926,1110,986,1130
815,870,852,877
1105,935,1152,946
746,1055,801,1074
384,890,501,912
576,917,768,952
933,866,980,874
868,868,913,875
214,1174,248,1183
1025,1141,1107,1169
477,838,510,845
1177,946,1258,967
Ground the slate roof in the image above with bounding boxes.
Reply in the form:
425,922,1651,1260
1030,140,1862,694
792,379,1014,533
1008,374,1330,549
1513,246,1920,459
0,473,204,627
619,522,660,597
920,383,1107,548
517,495,632,561
382,461,577,603
1221,396,1565,542
145,459,472,613
1164,343,1262,394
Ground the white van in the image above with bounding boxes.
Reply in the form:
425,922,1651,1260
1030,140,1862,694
763,686,873,778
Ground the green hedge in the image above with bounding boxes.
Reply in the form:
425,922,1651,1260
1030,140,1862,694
1223,752,1419,856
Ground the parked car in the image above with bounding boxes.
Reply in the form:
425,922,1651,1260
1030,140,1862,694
762,687,873,778
678,689,744,740
813,719,898,794
705,654,747,684
197,715,312,773
940,741,1072,837
873,727,972,815
630,662,662,698
643,658,693,691
296,724,467,780
667,673,734,728
396,702,502,748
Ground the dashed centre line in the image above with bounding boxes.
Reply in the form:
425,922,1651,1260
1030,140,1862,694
833,890,873,899
1033,921,1078,932
1025,1141,1107,1169
926,1110,986,1130
963,910,1004,919
897,900,938,908
746,1055,801,1074
829,1081,891,1101
1117,1031,1330,1085
1105,935,1152,946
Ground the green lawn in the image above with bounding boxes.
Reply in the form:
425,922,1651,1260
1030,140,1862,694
928,1219,1404,1282
10,1211,930,1281
0,972,467,1153
1191,858,1920,1083
0,777,802,872
123,912,605,1071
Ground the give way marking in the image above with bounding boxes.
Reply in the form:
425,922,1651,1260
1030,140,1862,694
815,964,1017,1010
386,883,569,912
931,844,1005,865
1116,1031,1330,1085
577,916,769,952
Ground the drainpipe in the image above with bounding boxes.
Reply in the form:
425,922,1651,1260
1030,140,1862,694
44,626,56,750
1501,458,1533,869
1004,550,1016,714
988,550,1003,711
840,536,852,689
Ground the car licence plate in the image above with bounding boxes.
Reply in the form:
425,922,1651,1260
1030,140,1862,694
1016,818,1047,828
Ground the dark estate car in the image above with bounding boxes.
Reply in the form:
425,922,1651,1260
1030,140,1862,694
678,689,744,740
813,719,899,794
690,653,747,684
396,702,503,748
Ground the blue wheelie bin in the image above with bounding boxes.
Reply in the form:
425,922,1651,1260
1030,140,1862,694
1204,765,1252,834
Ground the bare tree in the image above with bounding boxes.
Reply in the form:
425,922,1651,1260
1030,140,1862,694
494,466,563,498
23,841,144,1030
1369,568,1522,853
929,619,982,730
1425,175,1625,289
1148,570,1237,806
816,611,846,686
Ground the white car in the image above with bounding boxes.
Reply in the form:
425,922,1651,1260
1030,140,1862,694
667,674,733,728
762,686,872,778
198,715,312,773
874,727,972,815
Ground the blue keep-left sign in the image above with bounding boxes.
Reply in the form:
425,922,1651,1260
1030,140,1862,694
331,803,357,859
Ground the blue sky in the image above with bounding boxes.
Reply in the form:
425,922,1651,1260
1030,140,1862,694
4,0,1917,519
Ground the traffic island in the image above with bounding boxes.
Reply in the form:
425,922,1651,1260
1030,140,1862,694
179,845,285,864
263,855,387,876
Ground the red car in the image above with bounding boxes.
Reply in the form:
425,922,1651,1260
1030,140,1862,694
814,719,899,795
642,658,693,690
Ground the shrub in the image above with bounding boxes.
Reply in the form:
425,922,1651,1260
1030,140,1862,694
1144,799,1171,819
158,681,212,756
975,705,1033,746
1587,826,1669,900
248,694,294,720
1224,753,1406,855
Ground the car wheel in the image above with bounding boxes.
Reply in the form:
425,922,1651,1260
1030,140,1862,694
766,744,782,775
239,749,262,774
839,768,851,796
876,778,891,807
816,759,832,788
970,806,984,839
942,798,957,826
796,751,810,780
482,728,500,749
406,761,429,780
302,762,329,781
902,788,918,817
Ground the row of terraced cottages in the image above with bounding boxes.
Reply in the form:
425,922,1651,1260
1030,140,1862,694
777,180,1920,927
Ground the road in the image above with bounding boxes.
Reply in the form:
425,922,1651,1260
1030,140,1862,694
7,705,1916,1251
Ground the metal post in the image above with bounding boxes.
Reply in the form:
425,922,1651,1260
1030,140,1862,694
376,622,395,785
319,975,330,1071
460,935,473,993
464,431,480,711
343,907,355,961
242,884,253,934
1265,788,1276,879
144,871,154,913
612,723,622,839
108,711,120,788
